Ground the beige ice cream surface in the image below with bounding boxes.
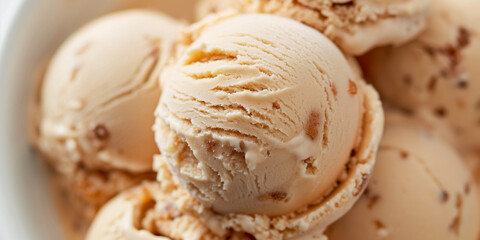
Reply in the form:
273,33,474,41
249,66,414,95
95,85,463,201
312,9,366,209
325,111,479,240
360,0,480,154
197,0,430,55
153,13,384,239
155,13,383,216
53,168,155,238
86,164,256,240
36,10,183,173
31,9,184,233
89,150,382,240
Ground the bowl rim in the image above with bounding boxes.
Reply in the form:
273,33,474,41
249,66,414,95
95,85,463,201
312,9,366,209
0,0,33,239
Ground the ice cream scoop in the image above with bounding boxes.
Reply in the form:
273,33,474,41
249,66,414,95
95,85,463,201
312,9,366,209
86,159,258,240
359,0,480,155
36,10,183,174
86,182,216,240
31,9,184,232
323,111,479,240
196,0,430,55
89,150,383,240
153,13,384,238
155,12,382,216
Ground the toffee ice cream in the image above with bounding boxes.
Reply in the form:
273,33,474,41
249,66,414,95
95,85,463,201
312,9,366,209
197,0,431,55
360,0,480,155
31,10,184,229
151,13,384,238
326,111,480,240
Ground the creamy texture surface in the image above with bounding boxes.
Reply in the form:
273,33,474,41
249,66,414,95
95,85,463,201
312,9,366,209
150,13,384,239
197,0,430,55
155,13,368,216
30,10,184,232
360,0,480,154
89,136,383,240
86,162,256,240
325,111,479,240
37,10,183,174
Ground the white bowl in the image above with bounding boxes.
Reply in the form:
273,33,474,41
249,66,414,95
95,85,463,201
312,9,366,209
0,1,196,239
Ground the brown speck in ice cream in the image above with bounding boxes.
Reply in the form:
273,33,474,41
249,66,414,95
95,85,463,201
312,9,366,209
259,192,288,202
331,83,338,97
226,232,256,240
364,187,370,196
350,149,357,157
206,138,216,152
440,69,449,78
348,79,358,95
92,124,109,140
465,182,471,195
239,141,246,152
440,191,449,203
449,194,463,236
368,195,380,209
434,107,447,117
403,75,412,86
457,76,469,89
302,157,317,175
374,220,386,230
400,151,409,159
457,27,470,48
270,192,287,201
332,1,354,7
428,76,438,91
423,46,436,57
272,101,280,110
443,45,460,71
305,111,321,140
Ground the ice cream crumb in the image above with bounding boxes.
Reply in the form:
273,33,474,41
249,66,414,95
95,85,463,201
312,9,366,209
440,191,449,203
348,79,357,95
92,124,109,140
403,75,412,86
427,76,438,92
258,192,288,202
457,27,470,48
302,157,318,175
367,194,380,209
449,194,463,236
330,83,338,97
434,107,447,117
456,75,469,89
305,111,321,140
374,220,389,237
464,182,470,195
